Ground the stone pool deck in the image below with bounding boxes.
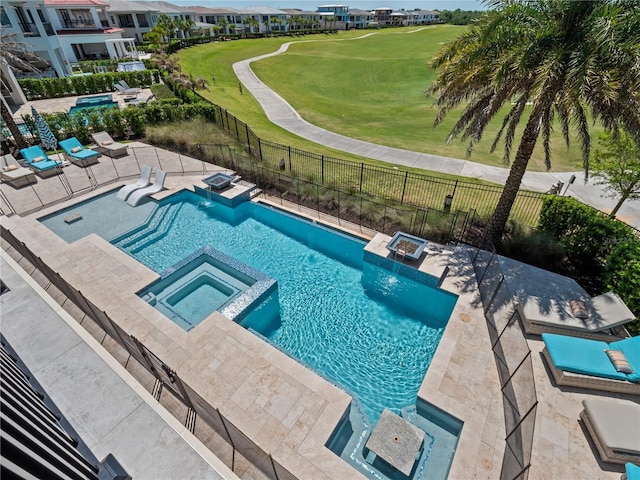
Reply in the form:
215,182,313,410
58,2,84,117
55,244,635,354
1,155,633,480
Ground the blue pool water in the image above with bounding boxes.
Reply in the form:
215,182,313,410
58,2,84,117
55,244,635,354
40,189,458,425
69,103,119,115
114,190,457,423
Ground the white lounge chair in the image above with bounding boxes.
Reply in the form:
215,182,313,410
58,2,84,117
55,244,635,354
517,292,635,339
91,131,128,158
116,165,152,201
127,170,167,206
114,83,141,95
1,154,37,187
580,398,640,465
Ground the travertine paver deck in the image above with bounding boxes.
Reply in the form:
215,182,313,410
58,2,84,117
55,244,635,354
0,147,632,480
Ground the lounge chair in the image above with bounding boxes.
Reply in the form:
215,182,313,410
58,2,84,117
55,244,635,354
127,169,167,206
541,333,640,394
1,154,37,187
114,83,141,95
580,398,640,465
116,165,152,201
127,94,156,105
91,131,128,158
19,145,61,178
58,137,100,166
623,463,640,480
517,292,635,339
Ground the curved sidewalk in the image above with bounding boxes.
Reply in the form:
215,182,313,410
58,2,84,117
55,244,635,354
232,39,639,227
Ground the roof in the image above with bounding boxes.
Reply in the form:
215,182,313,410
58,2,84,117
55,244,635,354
281,9,319,16
186,6,240,14
106,0,160,13
44,0,108,6
238,6,286,14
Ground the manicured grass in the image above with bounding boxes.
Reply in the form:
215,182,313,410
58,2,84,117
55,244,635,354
178,26,597,173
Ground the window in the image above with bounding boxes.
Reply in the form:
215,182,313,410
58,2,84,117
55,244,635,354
1,6,11,26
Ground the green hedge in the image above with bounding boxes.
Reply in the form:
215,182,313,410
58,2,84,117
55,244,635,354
24,103,218,145
539,196,640,332
18,70,161,100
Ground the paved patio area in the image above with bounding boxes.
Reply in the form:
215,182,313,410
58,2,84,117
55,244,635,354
0,146,634,480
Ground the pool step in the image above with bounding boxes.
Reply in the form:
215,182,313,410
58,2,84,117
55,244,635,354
113,202,182,250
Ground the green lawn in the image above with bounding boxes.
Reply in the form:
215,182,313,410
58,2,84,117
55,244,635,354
178,26,598,173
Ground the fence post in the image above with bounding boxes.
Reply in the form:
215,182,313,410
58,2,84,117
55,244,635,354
401,171,408,205
359,163,364,193
288,145,291,169
258,138,263,161
321,155,325,184
245,125,251,154
234,117,239,139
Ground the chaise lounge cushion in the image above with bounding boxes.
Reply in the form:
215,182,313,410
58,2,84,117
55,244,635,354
610,336,640,381
519,292,635,334
542,334,628,380
582,399,640,455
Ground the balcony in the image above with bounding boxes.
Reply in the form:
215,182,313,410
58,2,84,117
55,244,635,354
63,19,97,29
18,21,40,36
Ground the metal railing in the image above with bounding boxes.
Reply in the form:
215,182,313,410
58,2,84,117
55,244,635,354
465,232,537,480
0,225,296,480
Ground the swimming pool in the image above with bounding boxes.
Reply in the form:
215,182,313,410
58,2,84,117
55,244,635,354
41,189,457,424
39,188,462,478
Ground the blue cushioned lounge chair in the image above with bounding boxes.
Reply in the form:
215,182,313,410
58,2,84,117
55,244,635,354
541,333,640,394
59,137,100,166
19,145,61,178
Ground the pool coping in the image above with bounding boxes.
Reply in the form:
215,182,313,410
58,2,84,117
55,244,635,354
1,178,506,479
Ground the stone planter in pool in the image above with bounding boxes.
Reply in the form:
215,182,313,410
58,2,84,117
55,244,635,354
203,172,233,190
386,232,428,261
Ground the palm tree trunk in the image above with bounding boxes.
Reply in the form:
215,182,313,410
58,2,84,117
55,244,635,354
1,99,28,150
488,111,543,246
610,194,629,217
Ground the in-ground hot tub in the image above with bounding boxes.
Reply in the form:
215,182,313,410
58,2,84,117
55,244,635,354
203,172,234,190
138,246,276,331
386,232,428,261
75,94,115,106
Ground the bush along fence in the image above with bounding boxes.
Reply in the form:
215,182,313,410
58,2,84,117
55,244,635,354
18,70,162,100
206,102,545,225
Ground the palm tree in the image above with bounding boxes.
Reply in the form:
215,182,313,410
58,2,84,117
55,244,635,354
218,17,228,35
0,32,42,149
270,17,281,33
427,0,640,245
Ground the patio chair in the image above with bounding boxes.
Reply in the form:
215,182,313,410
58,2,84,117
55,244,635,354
623,463,640,480
517,292,635,339
91,131,128,158
116,165,152,201
127,94,156,105
541,333,640,394
1,154,37,187
18,145,61,178
114,83,141,95
127,169,167,206
580,398,640,465
58,137,100,167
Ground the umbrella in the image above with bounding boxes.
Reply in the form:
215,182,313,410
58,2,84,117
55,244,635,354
30,107,72,194
31,106,58,152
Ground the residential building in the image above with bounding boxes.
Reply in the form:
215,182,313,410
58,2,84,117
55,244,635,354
242,6,288,33
373,7,392,25
1,0,70,105
348,8,372,29
44,0,126,61
414,10,440,24
317,4,349,29
282,9,321,31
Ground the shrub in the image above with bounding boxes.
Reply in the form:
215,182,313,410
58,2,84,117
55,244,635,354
539,196,634,272
603,238,640,335
18,70,162,100
501,221,567,272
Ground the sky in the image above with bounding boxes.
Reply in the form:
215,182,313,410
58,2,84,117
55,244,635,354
162,0,488,11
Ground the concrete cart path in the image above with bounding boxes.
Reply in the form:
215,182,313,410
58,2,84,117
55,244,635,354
232,37,640,228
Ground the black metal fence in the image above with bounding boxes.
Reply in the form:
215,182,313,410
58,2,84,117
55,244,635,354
465,232,537,480
0,225,296,480
205,102,544,225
